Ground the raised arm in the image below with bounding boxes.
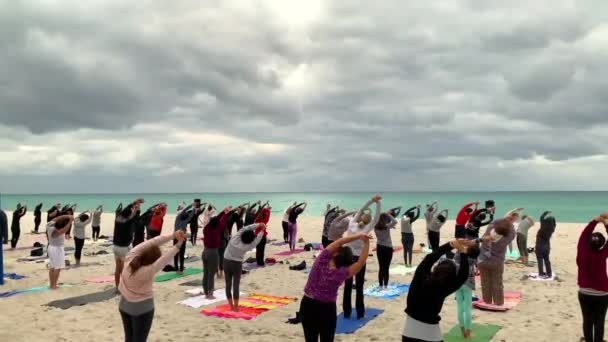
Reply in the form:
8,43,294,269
413,242,453,280
541,211,551,221
365,200,382,233
333,211,355,224
390,207,402,217
504,207,524,218
480,212,494,227
19,206,28,217
578,219,600,254
52,215,75,237
443,250,470,295
354,198,376,222
437,209,449,219
386,214,398,229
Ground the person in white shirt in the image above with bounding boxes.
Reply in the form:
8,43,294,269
342,195,382,319
47,214,74,289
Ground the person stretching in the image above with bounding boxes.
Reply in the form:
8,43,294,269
33,203,43,233
202,207,231,299
245,201,262,226
516,215,534,265
327,209,353,244
428,209,449,252
375,211,398,288
47,215,74,289
343,195,382,319
402,239,474,342
322,206,340,248
455,202,479,239
282,202,297,243
401,205,421,267
189,199,205,245
92,205,103,241
424,201,439,248
466,209,494,239
115,203,124,217
119,230,186,342
147,203,166,240
47,203,60,224
577,213,608,342
10,203,27,249
287,202,308,251
72,211,92,267
254,204,271,266
454,244,481,340
300,233,371,342
504,208,524,254
535,211,556,279
174,202,199,274
113,199,143,288
224,223,267,312
477,218,517,306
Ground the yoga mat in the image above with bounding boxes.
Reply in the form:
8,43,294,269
335,308,384,334
17,255,49,262
0,284,73,298
4,273,26,280
242,262,276,272
273,249,306,256
506,249,520,260
86,275,115,284
528,273,557,281
155,268,202,282
179,280,201,287
3,246,37,252
444,323,501,342
364,283,410,299
201,293,297,320
185,255,201,263
372,246,404,253
178,289,244,308
473,291,521,311
45,288,117,309
269,241,287,246
389,265,417,275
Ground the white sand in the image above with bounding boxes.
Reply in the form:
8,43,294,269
0,212,589,341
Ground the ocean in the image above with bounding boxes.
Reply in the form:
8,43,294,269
0,192,605,223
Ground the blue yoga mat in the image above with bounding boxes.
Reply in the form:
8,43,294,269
364,283,409,299
335,308,384,334
4,273,26,280
0,284,72,298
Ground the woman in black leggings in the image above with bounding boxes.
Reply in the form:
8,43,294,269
374,211,398,288
10,204,27,248
401,205,421,267
577,213,608,342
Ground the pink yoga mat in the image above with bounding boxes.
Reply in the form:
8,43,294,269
86,275,115,284
273,249,306,256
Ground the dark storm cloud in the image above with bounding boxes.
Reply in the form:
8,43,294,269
1,0,608,192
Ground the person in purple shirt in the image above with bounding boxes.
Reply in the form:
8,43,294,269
300,233,371,342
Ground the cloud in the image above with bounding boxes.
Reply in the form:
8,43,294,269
1,0,608,193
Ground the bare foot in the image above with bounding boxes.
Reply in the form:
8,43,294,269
176,271,183,275
206,295,216,300
50,286,59,290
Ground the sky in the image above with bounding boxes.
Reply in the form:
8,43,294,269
2,0,608,193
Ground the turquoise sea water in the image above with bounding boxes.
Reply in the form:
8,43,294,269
0,192,605,223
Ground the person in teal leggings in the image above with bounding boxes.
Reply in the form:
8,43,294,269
455,243,480,340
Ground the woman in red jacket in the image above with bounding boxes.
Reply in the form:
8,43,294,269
577,212,608,342
148,204,167,239
255,205,271,266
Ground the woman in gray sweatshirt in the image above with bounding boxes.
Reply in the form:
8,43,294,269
223,223,267,312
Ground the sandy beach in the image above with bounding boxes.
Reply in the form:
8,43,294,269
0,212,589,341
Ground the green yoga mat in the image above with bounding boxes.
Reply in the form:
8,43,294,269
155,268,203,282
444,323,501,342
